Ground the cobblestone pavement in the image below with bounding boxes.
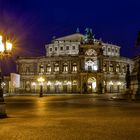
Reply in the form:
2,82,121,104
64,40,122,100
0,95,140,140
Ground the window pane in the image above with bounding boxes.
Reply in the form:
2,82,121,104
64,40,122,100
66,46,69,50
60,47,63,50
72,46,75,50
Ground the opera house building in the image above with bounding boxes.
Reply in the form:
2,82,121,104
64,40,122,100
16,29,134,94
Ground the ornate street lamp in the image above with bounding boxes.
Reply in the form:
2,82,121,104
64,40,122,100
37,77,45,97
0,35,12,118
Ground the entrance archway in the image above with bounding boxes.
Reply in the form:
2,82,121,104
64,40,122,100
87,77,96,93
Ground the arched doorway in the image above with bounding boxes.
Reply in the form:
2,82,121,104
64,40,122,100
87,77,96,93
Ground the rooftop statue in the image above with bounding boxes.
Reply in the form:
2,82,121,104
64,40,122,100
84,28,94,44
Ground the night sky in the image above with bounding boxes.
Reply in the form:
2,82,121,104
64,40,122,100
0,0,140,74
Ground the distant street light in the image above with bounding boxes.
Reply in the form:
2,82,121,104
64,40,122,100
37,77,45,97
0,35,12,118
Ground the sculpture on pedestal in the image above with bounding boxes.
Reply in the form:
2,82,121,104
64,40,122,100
83,28,94,44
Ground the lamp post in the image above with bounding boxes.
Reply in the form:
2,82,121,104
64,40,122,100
0,35,12,118
37,77,45,97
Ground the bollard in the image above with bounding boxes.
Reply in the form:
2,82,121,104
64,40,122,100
0,103,7,118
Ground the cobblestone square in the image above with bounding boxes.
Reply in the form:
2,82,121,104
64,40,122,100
0,95,140,140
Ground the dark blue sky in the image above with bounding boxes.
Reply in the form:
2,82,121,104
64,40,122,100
0,0,140,73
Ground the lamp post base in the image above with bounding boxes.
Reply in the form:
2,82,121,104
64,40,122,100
0,102,7,118
39,85,43,97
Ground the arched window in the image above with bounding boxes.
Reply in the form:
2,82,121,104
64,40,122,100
55,47,57,51
50,48,52,52
72,80,77,85
60,47,63,51
109,63,113,72
72,63,77,72
39,64,44,73
116,64,120,72
103,63,106,72
112,49,114,53
46,64,51,73
72,46,75,50
54,63,59,72
63,63,68,72
122,65,126,73
66,46,69,50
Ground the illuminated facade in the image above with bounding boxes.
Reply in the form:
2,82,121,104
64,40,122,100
16,29,134,94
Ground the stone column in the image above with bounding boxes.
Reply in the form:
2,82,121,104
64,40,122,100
80,75,85,94
69,60,71,73
119,63,122,73
106,61,109,72
97,48,103,72
59,61,62,74
97,74,103,94
113,62,116,73
80,57,85,72
97,48,104,94
51,62,54,74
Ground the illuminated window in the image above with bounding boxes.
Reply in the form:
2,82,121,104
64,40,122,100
116,64,120,72
88,66,92,71
122,65,126,73
109,63,113,72
39,65,44,73
72,63,77,72
54,63,59,72
85,60,98,71
63,63,68,72
72,80,77,85
46,64,51,73
93,65,97,71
